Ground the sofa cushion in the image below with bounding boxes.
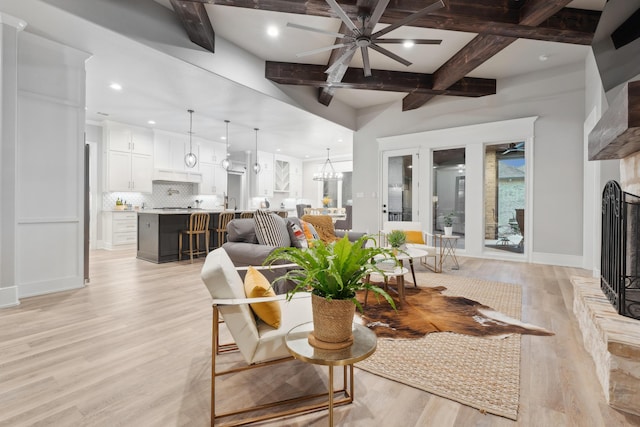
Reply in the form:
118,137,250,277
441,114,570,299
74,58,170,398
254,210,291,247
301,220,320,244
244,266,281,329
227,218,259,243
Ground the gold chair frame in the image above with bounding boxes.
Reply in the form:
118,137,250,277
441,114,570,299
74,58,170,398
210,303,355,426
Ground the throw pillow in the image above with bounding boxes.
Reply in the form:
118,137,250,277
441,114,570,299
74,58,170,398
405,230,425,244
287,221,308,249
301,220,320,246
253,210,291,247
301,215,337,243
243,266,281,328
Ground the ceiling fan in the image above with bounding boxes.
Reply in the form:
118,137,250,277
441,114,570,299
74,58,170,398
501,142,525,155
287,0,445,77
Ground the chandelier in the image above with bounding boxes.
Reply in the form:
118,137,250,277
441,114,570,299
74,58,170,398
221,120,231,170
313,148,343,181
184,109,197,168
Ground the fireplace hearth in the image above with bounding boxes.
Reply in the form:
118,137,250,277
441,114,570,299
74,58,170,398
601,180,640,320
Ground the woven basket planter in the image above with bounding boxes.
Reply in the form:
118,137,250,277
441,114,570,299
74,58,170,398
309,293,356,349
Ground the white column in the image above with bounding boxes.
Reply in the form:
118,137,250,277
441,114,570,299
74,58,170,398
0,13,26,308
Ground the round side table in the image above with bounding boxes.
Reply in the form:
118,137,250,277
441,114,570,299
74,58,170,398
285,322,377,426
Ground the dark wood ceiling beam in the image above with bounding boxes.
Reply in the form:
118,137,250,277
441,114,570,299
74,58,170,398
401,0,576,111
192,0,598,45
266,61,496,97
170,0,215,52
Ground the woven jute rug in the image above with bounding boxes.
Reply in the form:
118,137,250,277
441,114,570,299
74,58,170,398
356,273,525,420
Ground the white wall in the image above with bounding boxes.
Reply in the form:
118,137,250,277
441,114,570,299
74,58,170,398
14,31,90,299
353,62,589,267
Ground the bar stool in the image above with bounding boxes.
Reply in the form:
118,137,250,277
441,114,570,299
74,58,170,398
179,212,210,263
216,212,235,249
239,211,254,219
276,210,288,219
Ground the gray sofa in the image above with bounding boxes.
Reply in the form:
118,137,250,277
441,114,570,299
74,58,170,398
222,217,365,294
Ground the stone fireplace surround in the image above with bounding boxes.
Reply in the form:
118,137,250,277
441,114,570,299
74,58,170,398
578,79,640,416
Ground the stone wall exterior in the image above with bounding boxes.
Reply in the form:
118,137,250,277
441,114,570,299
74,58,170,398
484,150,497,239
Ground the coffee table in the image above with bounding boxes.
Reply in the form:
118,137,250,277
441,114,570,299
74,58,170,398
394,246,429,286
364,265,410,305
285,322,377,427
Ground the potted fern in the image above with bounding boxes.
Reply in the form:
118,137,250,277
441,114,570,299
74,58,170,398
264,235,397,349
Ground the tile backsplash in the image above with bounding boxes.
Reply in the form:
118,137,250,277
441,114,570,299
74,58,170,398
102,182,223,210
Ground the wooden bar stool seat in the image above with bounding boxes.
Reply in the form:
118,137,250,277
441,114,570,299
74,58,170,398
239,211,254,219
216,212,235,249
179,212,210,263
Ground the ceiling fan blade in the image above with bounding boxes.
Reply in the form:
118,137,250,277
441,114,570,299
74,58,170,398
286,22,352,39
375,38,442,45
296,43,349,58
364,0,391,36
372,0,444,39
326,0,359,33
325,45,357,74
369,43,412,67
361,46,372,77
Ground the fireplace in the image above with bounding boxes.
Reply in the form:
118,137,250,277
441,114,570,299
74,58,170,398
601,180,640,319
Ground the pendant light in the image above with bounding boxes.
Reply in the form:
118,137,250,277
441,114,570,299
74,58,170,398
313,148,343,181
221,120,231,170
252,127,261,174
184,109,197,168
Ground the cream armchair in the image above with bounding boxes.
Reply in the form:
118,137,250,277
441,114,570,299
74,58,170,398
201,248,316,425
382,221,440,274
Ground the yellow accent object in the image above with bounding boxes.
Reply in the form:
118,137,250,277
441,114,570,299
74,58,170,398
244,266,281,328
404,230,425,244
301,215,337,243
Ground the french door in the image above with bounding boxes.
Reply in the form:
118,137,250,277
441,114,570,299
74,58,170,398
381,149,419,225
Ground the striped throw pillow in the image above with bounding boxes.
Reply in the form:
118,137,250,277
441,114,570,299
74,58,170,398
253,210,291,247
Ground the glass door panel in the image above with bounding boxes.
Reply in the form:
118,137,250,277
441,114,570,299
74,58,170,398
382,151,417,223
483,142,525,253
433,148,465,249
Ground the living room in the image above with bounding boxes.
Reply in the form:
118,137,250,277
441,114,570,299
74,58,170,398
2,0,640,426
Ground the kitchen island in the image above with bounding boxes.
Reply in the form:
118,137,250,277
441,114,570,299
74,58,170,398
137,209,237,263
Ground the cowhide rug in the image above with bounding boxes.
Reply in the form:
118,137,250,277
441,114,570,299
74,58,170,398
356,285,553,339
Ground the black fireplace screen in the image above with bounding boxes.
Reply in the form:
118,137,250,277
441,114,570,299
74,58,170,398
601,180,640,320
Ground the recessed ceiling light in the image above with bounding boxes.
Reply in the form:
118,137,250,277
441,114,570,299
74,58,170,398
338,138,343,142
276,148,281,152
538,54,549,62
109,82,122,91
305,155,309,158
403,40,415,48
221,136,227,140
147,120,156,125
267,26,279,38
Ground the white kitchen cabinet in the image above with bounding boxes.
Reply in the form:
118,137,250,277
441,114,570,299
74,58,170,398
153,130,200,172
103,211,137,249
252,150,274,197
198,162,227,196
104,123,153,193
290,158,303,198
106,123,153,155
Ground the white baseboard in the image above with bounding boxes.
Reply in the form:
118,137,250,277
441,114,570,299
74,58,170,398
18,276,85,299
531,252,583,268
0,286,19,308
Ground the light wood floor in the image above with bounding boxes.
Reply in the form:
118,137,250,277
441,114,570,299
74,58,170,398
1,249,639,427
